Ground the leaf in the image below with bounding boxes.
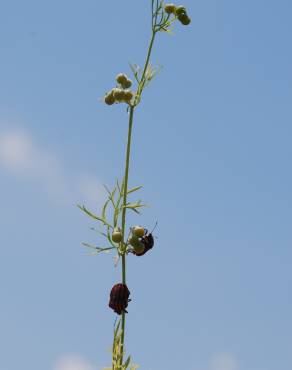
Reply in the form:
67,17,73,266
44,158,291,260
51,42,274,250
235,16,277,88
78,205,113,229
82,243,115,254
90,227,108,239
103,184,117,208
129,62,141,83
107,226,117,248
123,201,147,210
127,185,143,195
123,356,131,369
102,198,111,220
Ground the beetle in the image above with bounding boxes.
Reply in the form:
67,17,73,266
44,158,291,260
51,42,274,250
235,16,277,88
108,283,131,315
132,229,155,257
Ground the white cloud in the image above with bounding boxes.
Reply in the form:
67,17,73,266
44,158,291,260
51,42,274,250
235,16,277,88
53,354,95,370
0,129,105,205
210,352,239,370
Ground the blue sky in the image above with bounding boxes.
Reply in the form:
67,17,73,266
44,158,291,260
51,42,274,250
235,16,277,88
0,1,292,370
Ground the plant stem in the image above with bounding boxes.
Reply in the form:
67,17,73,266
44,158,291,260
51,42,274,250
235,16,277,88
119,19,158,369
120,106,134,366
136,30,156,102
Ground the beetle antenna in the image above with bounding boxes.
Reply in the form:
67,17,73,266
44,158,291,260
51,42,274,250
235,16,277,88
150,221,158,234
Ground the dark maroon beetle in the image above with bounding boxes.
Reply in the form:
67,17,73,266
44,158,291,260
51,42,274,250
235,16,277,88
109,283,131,315
133,230,154,257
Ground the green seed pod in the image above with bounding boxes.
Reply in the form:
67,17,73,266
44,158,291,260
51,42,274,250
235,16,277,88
123,79,132,89
178,13,191,25
132,226,145,238
124,90,134,103
113,88,125,102
164,3,176,14
128,235,141,248
175,5,187,17
133,242,145,255
116,73,128,86
112,228,123,243
104,91,115,105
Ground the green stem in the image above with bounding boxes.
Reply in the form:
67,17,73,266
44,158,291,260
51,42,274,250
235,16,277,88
120,106,134,366
119,19,158,370
136,30,156,102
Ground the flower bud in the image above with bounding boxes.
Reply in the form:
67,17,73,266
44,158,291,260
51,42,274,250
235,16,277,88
116,73,132,89
123,78,132,89
112,228,123,243
164,3,176,14
104,91,115,105
113,88,125,102
175,5,187,17
128,235,141,248
133,242,145,255
124,90,134,103
178,13,191,25
132,226,145,238
116,73,128,85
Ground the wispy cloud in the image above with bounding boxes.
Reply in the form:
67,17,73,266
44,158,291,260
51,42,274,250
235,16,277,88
210,352,239,370
53,354,95,370
0,128,105,205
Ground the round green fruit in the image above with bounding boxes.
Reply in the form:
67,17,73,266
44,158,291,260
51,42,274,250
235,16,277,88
133,242,145,255
132,226,145,238
112,229,123,243
128,235,141,247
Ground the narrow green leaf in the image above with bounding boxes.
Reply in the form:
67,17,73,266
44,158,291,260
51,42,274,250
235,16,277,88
129,63,141,83
127,185,143,194
78,205,113,229
123,201,147,209
82,243,115,254
102,198,110,220
128,208,141,214
123,355,131,369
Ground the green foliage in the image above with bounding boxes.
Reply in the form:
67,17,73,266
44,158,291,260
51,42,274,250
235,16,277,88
79,1,191,368
78,178,144,260
102,320,139,370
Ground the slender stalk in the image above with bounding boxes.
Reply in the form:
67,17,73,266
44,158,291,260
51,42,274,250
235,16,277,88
120,106,134,366
136,30,156,102
119,13,158,369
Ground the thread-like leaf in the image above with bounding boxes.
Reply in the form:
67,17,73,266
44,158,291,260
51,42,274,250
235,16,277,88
82,243,115,254
123,356,131,369
78,205,113,229
102,198,111,220
127,185,143,194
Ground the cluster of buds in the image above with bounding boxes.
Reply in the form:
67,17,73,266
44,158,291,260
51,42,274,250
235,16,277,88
164,3,191,25
104,73,135,106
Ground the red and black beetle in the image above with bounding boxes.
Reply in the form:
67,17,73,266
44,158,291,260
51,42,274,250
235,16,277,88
108,283,131,315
